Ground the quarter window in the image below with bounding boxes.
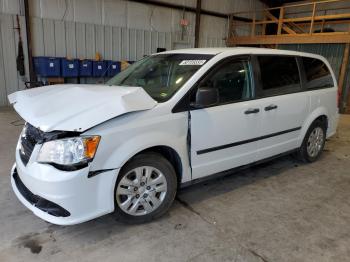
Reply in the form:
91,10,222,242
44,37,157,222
198,60,252,104
302,57,334,89
257,56,301,95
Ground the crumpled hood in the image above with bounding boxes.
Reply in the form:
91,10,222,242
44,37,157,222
8,84,157,132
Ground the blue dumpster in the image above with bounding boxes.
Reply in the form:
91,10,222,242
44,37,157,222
33,57,61,77
62,58,79,77
93,61,107,77
79,60,93,77
107,61,121,77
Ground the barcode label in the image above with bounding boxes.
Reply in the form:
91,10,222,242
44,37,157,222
179,60,206,66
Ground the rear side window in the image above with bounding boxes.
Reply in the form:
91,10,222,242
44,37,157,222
302,57,334,89
257,56,301,95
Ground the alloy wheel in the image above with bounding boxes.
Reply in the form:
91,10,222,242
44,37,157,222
307,127,324,158
116,166,168,216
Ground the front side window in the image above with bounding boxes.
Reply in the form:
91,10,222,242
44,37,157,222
107,54,213,102
196,59,252,104
258,56,301,95
302,57,334,89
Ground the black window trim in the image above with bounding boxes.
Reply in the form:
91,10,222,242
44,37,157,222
172,55,255,113
297,56,308,91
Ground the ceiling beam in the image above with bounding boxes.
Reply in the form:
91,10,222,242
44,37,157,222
227,33,350,45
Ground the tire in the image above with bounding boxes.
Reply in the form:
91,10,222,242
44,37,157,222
113,152,177,224
297,119,327,163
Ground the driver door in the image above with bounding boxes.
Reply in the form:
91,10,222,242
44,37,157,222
190,57,262,179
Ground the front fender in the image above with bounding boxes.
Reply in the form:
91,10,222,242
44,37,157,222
114,132,187,173
89,113,191,183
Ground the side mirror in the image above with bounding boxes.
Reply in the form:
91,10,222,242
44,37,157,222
192,87,219,108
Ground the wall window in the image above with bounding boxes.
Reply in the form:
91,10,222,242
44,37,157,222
258,56,301,95
302,57,334,89
197,60,252,104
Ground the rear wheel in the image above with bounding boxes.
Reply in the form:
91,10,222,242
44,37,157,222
114,153,177,224
297,119,326,162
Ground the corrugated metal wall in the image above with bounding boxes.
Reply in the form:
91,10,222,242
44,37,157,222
0,14,28,106
30,17,227,60
280,44,350,110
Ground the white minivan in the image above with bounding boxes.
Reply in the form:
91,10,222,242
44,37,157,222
9,48,338,225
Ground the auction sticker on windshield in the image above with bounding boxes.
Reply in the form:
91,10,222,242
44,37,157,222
179,60,206,65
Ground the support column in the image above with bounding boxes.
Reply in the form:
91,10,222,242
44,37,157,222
338,43,350,112
24,0,35,82
194,0,201,48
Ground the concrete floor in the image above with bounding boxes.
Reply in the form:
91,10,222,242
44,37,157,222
0,107,349,262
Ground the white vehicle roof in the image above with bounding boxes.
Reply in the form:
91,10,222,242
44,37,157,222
162,47,325,61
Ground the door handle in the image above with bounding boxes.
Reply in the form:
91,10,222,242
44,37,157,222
244,108,260,114
264,104,278,111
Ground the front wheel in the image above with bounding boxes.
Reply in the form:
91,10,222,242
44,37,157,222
297,120,326,162
114,153,177,224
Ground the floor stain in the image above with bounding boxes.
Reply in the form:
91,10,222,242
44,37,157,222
174,223,186,230
14,233,43,254
23,239,42,254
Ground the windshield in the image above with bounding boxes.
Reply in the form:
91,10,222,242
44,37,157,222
106,53,214,102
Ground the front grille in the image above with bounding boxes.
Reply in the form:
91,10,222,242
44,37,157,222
13,169,70,217
19,123,45,165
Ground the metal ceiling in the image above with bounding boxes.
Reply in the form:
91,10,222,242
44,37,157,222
260,0,304,7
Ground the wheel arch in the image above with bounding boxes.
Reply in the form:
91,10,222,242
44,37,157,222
300,107,329,144
124,145,184,187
